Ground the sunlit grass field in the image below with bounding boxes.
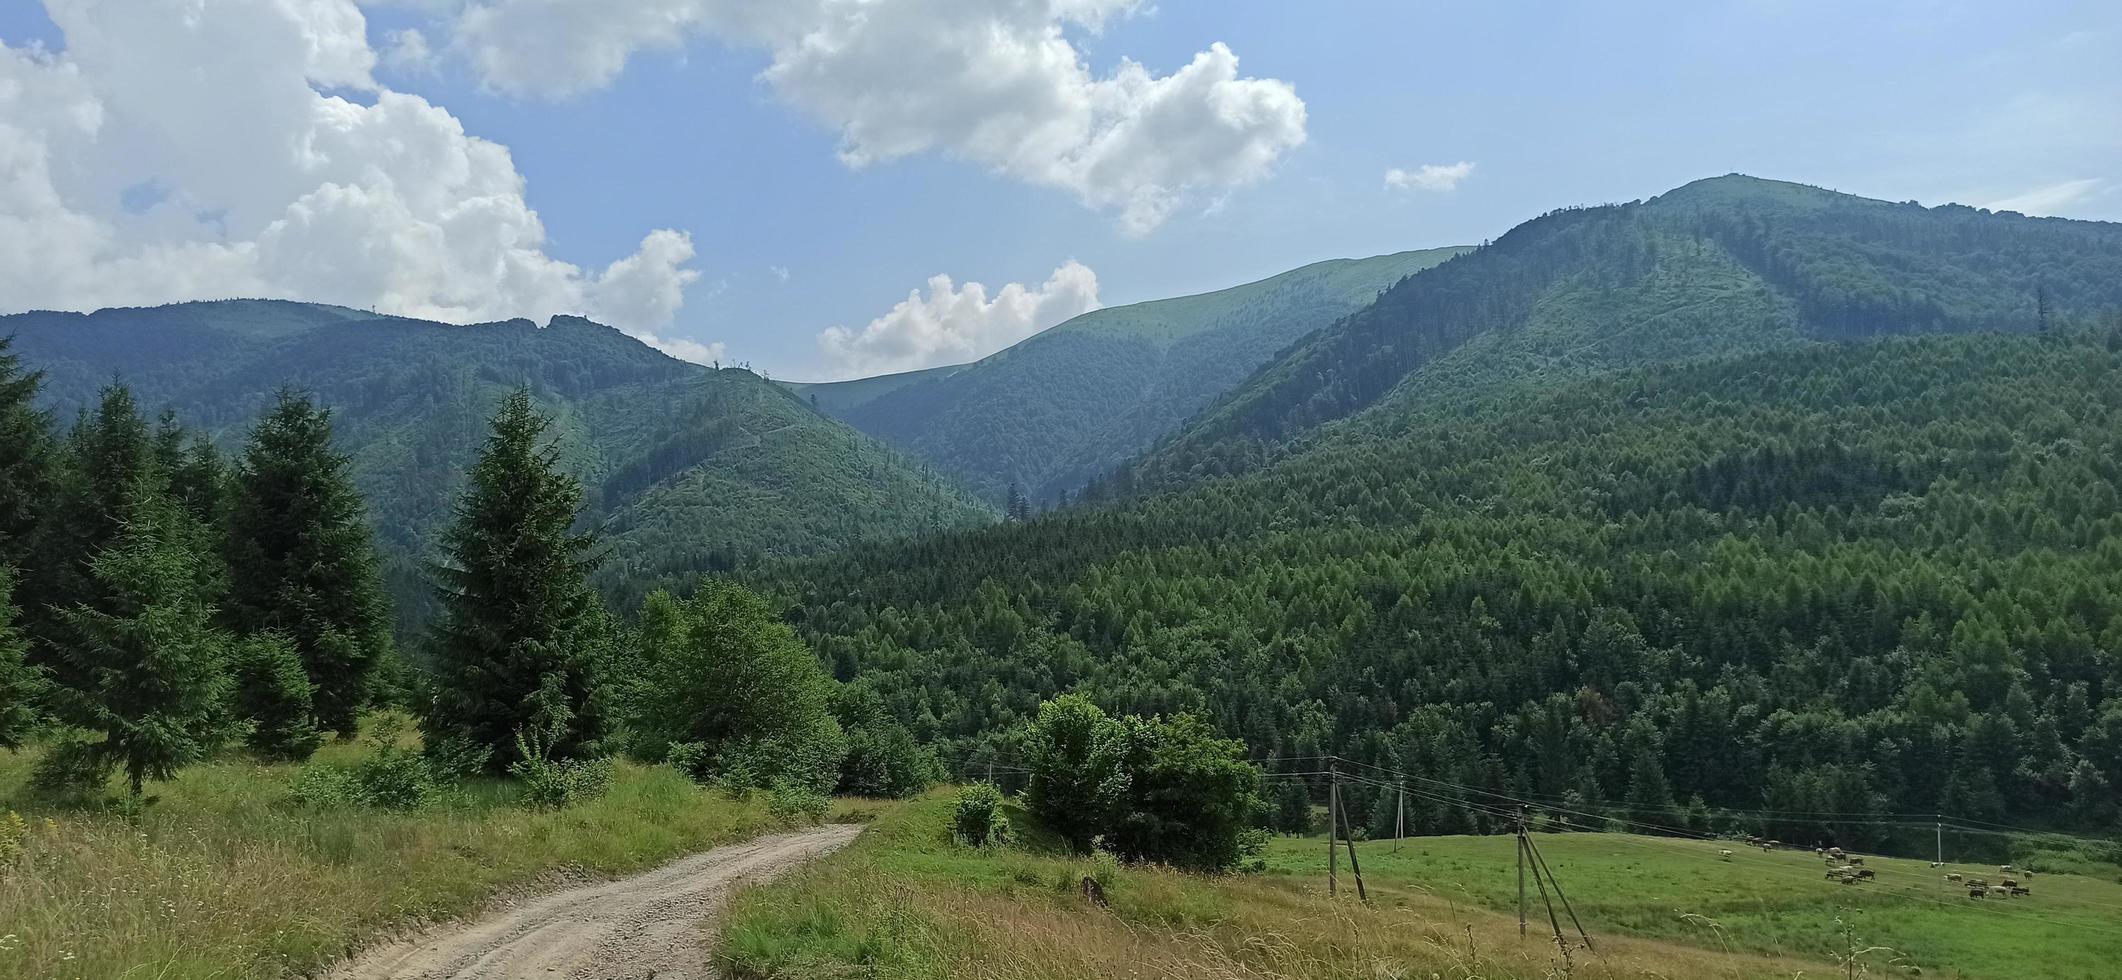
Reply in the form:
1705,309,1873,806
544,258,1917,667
723,794,1852,980
1259,829,2122,980
0,724,792,980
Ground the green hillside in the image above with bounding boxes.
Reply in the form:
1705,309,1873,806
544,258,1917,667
793,247,1469,504
1111,175,2122,494
760,325,2122,844
2,301,991,627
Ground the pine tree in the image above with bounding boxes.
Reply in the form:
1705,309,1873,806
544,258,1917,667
44,475,233,796
0,335,56,577
0,569,43,749
229,631,321,762
424,390,605,769
27,383,155,683
1004,482,1031,523
223,391,391,735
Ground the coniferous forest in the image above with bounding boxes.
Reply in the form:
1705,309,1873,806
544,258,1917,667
5,175,2122,862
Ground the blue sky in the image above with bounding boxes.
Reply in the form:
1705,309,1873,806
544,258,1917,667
2,1,2115,380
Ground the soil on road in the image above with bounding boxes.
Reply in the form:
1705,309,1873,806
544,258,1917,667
328,823,863,980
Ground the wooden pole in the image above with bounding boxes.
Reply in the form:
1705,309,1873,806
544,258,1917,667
1338,782,1368,902
1394,782,1406,853
1328,763,1339,896
1517,804,1528,938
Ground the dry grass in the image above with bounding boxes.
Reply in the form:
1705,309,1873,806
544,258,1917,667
0,730,791,980
720,795,1831,980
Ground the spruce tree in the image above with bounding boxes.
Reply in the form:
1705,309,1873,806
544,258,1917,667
45,475,233,796
27,383,154,682
424,390,604,769
229,631,322,762
0,569,42,749
0,335,55,577
223,391,391,735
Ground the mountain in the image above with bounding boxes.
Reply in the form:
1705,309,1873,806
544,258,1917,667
753,175,2122,841
787,247,1470,505
764,324,2122,839
2,300,991,626
1109,175,2122,494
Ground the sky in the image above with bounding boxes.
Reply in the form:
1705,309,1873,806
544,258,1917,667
1,1,2116,382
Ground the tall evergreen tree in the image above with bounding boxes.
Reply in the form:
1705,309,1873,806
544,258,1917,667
424,389,604,768
0,569,42,749
0,335,55,577
45,475,233,796
26,382,155,679
223,391,391,735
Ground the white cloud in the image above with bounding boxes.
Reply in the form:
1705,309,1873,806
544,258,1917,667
1983,177,2107,216
381,28,439,75
445,0,1306,233
1385,161,1476,193
770,265,791,283
0,0,717,356
817,260,1099,379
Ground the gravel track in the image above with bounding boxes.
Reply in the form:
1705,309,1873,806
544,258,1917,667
326,823,862,979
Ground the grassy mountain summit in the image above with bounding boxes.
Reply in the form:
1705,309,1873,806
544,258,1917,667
1110,174,2122,494
2,301,989,626
788,247,1470,504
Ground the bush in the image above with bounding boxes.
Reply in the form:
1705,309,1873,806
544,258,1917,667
286,764,364,808
665,740,711,782
423,732,494,780
953,783,1012,848
353,746,440,810
1021,696,1266,871
766,780,830,823
837,723,940,799
713,716,848,798
28,737,112,796
511,754,616,809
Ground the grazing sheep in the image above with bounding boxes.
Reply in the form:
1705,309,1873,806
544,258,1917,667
1968,885,1987,899
1989,885,2010,898
1828,847,1846,860
1945,873,1963,882
1719,849,1734,861
1856,868,1876,880
2001,877,2019,889
1848,856,1864,866
2000,865,2015,874
2011,885,2032,897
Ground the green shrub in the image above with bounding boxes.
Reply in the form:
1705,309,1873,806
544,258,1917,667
423,732,494,780
286,763,364,808
766,780,830,824
352,746,439,810
952,783,1012,848
665,741,711,782
510,754,616,809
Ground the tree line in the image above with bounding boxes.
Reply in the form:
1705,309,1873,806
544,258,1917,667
0,340,932,805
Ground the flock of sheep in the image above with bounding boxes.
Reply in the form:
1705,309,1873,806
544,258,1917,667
1715,838,2035,899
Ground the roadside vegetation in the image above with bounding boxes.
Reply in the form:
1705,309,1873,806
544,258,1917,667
0,727,795,980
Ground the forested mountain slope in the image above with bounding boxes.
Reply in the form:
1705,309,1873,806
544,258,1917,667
792,247,1469,504
1107,175,2122,495
761,326,2122,842
3,300,989,623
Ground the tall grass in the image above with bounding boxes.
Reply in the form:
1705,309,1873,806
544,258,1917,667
0,731,782,980
720,793,1832,980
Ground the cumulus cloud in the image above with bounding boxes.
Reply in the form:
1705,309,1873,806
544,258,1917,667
1385,161,1476,193
817,261,1099,379
381,28,439,75
446,0,1306,233
0,0,716,358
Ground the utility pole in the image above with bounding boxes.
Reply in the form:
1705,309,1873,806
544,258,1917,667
1936,815,1943,867
1394,782,1406,853
1328,762,1339,897
1517,804,1528,938
1337,776,1368,902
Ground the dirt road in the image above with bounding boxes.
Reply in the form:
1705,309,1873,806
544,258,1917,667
328,823,863,980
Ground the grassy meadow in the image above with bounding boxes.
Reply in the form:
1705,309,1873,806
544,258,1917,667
721,793,1870,980
0,721,815,980
1259,830,2122,980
